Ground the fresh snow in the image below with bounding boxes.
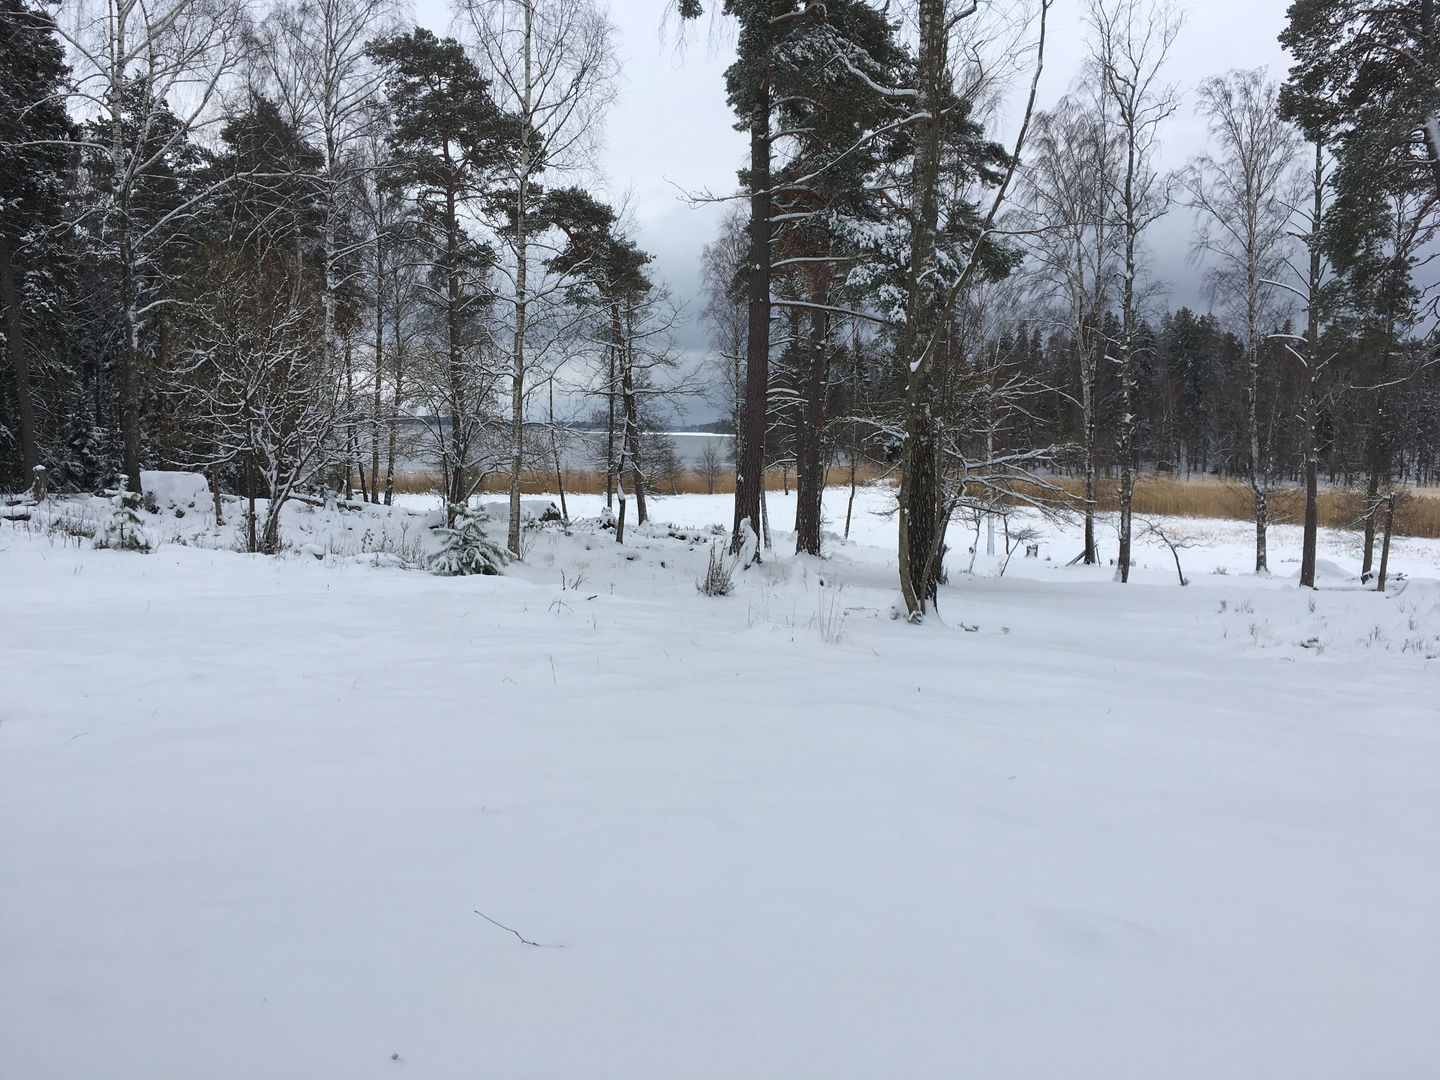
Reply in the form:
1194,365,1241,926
2,485,1437,1079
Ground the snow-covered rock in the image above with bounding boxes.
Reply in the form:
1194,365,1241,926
140,470,210,514
476,498,562,523
1298,557,1362,585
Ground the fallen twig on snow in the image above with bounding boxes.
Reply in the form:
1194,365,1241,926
473,909,561,948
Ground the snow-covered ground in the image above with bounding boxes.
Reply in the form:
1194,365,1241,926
2,483,1437,1079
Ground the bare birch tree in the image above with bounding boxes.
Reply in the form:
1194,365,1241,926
253,0,401,499
1088,0,1180,583
171,248,344,553
1183,68,1299,574
1017,94,1119,564
351,107,424,504
699,204,748,474
458,0,617,557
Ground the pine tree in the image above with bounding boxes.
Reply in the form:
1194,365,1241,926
208,94,326,260
368,28,526,516
1281,0,1440,204
78,79,212,497
766,0,911,557
541,187,663,536
682,0,812,559
1282,1,1439,572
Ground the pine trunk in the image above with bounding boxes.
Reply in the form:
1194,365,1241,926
897,0,948,619
794,297,828,556
607,303,623,509
444,183,466,516
731,17,772,558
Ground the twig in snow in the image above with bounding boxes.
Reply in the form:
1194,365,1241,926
473,909,560,948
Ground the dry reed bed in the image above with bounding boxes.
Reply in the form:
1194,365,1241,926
1011,477,1440,540
373,470,1440,539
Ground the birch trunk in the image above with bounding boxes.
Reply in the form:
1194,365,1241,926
506,0,535,557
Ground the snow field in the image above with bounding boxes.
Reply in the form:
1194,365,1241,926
2,485,1437,1078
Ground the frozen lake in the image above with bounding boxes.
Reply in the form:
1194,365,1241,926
391,426,734,472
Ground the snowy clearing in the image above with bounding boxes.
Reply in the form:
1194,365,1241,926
2,486,1437,1079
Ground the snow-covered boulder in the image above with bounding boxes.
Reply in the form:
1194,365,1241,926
1307,558,1357,584
476,499,562,524
140,470,211,515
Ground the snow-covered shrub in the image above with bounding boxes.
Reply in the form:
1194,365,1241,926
93,477,154,553
429,504,509,576
697,541,735,597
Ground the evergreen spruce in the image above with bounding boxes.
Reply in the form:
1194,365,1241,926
0,0,76,491
429,503,509,576
93,474,154,552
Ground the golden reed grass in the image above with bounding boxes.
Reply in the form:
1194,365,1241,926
370,469,1440,539
1009,476,1440,540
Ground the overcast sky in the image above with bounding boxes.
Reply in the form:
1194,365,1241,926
413,0,1295,422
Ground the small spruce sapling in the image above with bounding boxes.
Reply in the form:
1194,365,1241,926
93,476,154,553
429,503,509,576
